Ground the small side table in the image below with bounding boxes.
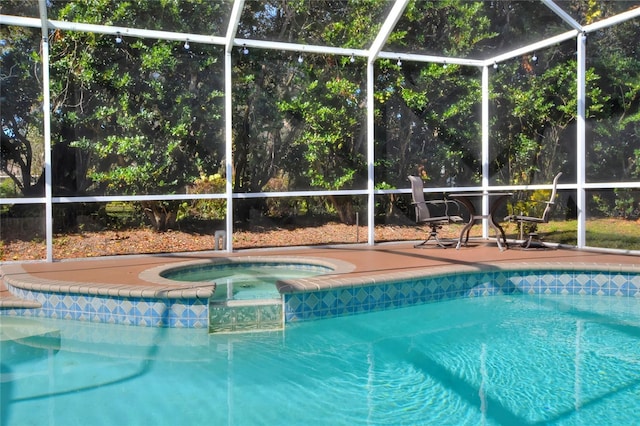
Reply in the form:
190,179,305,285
450,192,512,250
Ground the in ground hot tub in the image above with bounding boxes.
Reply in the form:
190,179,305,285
141,256,354,332
160,259,334,301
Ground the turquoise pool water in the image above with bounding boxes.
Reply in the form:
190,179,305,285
2,294,640,425
161,262,333,300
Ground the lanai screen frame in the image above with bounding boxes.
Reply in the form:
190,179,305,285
1,0,640,261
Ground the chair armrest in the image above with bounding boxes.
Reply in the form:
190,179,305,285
444,198,462,217
413,199,462,220
437,199,463,219
504,214,545,223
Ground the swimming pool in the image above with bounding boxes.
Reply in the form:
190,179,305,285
3,293,640,425
161,261,334,301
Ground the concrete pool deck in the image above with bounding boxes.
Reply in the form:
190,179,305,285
2,241,639,309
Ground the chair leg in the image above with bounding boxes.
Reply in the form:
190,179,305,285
522,233,535,249
415,226,454,249
521,232,549,249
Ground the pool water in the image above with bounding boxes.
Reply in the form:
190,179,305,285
162,262,332,300
3,294,640,425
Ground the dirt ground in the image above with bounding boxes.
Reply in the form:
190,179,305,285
0,221,472,261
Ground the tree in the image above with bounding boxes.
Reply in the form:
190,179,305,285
3,0,639,232
374,1,494,189
492,55,606,185
234,0,383,222
587,19,640,182
0,25,45,197
44,0,227,230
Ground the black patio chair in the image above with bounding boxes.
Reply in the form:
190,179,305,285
408,175,463,248
505,172,562,249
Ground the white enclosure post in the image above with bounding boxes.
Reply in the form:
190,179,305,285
366,61,376,245
224,50,234,252
39,0,53,262
576,33,587,248
223,0,244,252
481,65,490,238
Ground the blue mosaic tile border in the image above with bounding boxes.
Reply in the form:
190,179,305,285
2,286,209,328
283,269,640,322
4,268,639,329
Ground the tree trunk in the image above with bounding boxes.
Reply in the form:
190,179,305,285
141,201,177,232
328,195,355,225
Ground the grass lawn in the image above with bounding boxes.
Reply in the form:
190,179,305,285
528,218,640,250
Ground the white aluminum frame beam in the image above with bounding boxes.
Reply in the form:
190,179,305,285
484,29,578,66
481,65,490,238
38,0,53,262
541,0,583,31
368,0,410,63
235,38,369,59
576,32,587,248
366,0,409,244
377,51,484,67
366,62,376,244
225,0,245,53
0,15,226,46
223,0,245,252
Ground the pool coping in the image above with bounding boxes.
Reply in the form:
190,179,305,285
2,244,639,327
2,254,640,304
140,255,356,288
1,263,215,301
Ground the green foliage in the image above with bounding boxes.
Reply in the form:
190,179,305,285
399,0,495,55
277,62,366,191
41,0,226,223
100,202,144,229
0,25,45,196
592,189,640,220
512,189,552,214
372,1,492,188
3,0,640,232
0,179,19,198
507,189,555,234
613,191,638,219
178,173,226,221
